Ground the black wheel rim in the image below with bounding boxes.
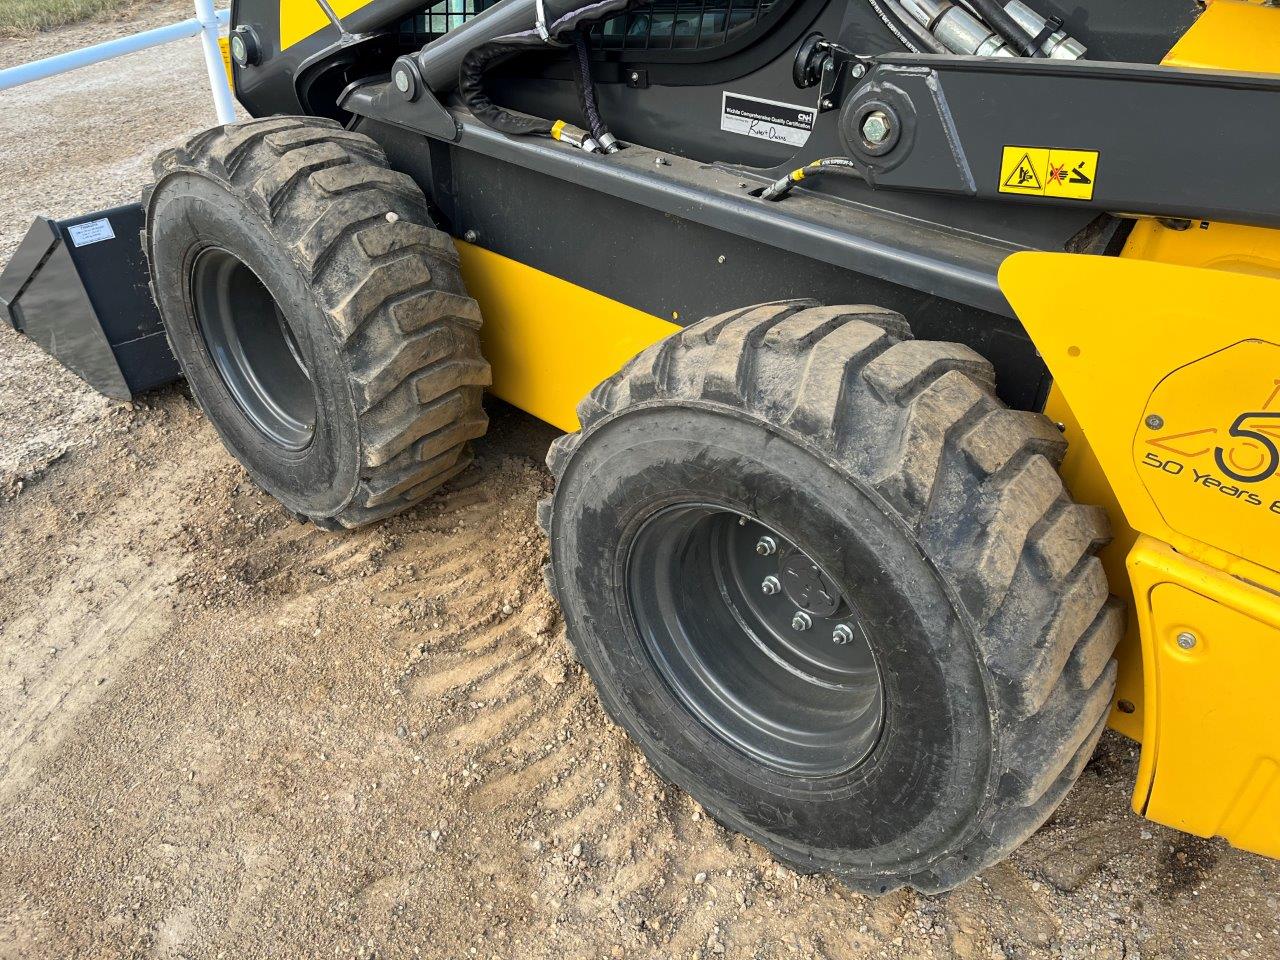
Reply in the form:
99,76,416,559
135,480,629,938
191,247,316,451
628,506,885,778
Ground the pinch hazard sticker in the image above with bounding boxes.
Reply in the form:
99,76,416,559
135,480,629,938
999,146,1098,201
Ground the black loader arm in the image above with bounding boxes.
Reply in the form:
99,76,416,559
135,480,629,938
799,50,1280,229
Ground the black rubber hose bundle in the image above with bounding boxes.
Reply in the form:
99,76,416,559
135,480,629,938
570,29,610,146
458,31,555,137
458,0,634,139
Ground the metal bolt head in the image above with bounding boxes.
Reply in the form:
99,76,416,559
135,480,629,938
1176,631,1198,650
655,157,671,167
393,68,411,93
761,575,781,596
832,623,855,645
861,111,892,145
717,255,726,264
630,71,640,82
821,98,835,110
791,612,812,632
230,35,247,64
851,62,867,79
755,536,777,556
1146,414,1165,430
463,229,479,243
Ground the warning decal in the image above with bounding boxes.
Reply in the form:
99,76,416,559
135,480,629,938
999,146,1098,201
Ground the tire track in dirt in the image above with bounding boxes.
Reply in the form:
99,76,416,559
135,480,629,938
0,393,1277,960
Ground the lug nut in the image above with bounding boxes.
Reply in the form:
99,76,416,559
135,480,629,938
761,576,781,596
755,536,777,556
791,612,812,632
832,623,855,645
861,110,891,145
1177,631,1198,649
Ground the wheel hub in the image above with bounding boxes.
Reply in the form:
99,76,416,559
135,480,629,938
780,552,842,616
191,246,317,451
628,506,885,778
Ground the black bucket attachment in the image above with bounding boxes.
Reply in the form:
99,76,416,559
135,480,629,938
0,204,180,400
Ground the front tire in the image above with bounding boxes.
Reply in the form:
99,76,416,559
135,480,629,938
145,117,491,529
539,301,1121,894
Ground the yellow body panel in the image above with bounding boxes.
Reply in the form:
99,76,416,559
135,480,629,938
1162,0,1280,74
1128,538,1280,858
1044,384,1145,739
457,243,677,432
1001,254,1280,860
279,0,376,50
1006,0,1280,860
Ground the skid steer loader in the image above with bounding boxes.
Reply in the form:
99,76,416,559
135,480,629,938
5,0,1280,895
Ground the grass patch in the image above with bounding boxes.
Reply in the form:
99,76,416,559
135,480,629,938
0,0,138,36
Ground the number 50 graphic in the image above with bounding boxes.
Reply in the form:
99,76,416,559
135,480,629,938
1215,412,1280,484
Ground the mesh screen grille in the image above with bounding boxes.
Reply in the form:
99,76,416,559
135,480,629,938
592,0,779,51
399,0,501,39
400,0,779,49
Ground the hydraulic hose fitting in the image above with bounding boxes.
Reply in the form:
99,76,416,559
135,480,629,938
595,131,622,154
551,120,602,153
900,0,1014,56
1003,0,1086,59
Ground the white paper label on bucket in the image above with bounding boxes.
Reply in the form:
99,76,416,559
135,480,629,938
67,218,116,248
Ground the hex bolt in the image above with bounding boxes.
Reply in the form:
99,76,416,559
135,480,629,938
463,229,479,243
791,612,812,632
755,536,777,556
1146,414,1165,430
717,255,727,264
862,110,892,145
761,576,782,596
851,62,867,79
821,98,835,110
629,71,640,82
1177,631,1198,650
832,623,855,645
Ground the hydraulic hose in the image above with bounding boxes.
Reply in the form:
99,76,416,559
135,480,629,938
863,0,929,53
965,0,1041,55
455,0,633,146
759,157,863,201
877,0,949,54
570,29,619,152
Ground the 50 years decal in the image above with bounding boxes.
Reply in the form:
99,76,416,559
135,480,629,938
1137,342,1280,564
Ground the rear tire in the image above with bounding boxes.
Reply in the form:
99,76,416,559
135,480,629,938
145,117,490,529
539,300,1121,894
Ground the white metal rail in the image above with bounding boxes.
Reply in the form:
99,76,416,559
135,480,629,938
0,0,236,123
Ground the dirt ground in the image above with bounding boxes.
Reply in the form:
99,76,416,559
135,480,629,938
2,8,1280,960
